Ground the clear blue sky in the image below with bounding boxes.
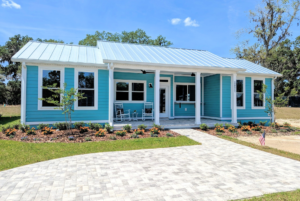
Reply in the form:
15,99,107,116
1,0,300,58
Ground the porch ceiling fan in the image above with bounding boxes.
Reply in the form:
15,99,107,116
141,70,154,74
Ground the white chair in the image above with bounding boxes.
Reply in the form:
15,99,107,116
114,103,131,122
142,102,154,121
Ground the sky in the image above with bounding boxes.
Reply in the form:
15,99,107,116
1,0,300,59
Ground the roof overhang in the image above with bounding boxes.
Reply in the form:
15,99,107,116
237,72,282,78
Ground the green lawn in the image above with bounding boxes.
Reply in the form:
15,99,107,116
244,189,300,201
0,116,21,127
0,136,200,171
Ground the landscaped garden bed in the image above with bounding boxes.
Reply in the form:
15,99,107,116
0,122,180,143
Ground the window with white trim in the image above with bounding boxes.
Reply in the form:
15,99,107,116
253,80,264,107
42,70,61,107
176,84,195,101
78,72,95,107
115,80,146,102
236,79,244,107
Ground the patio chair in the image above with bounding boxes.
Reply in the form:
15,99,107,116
142,102,154,121
114,103,131,122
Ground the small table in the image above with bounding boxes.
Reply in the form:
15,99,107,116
132,113,138,121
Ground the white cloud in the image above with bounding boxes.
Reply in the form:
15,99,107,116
1,0,21,9
184,17,199,27
171,18,181,25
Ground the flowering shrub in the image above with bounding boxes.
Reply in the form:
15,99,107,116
42,127,55,135
116,130,126,136
251,126,262,131
79,126,89,133
4,128,17,136
214,126,224,133
283,122,291,128
228,126,237,133
134,129,144,135
26,127,36,135
241,125,251,131
95,129,106,137
150,127,160,134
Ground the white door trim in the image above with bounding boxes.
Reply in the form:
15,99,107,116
159,77,171,118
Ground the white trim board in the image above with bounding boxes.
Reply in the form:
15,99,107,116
236,76,246,109
26,120,109,125
251,77,265,109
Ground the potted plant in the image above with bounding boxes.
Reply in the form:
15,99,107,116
133,110,137,113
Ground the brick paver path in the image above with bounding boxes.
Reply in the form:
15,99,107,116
1,129,300,201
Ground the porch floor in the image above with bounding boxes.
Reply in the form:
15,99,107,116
113,118,237,130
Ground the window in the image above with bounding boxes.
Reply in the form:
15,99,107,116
236,79,245,108
176,84,195,101
38,67,64,110
115,80,146,102
74,69,98,110
252,78,265,109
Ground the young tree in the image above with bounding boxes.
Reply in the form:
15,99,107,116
257,84,274,125
39,83,86,134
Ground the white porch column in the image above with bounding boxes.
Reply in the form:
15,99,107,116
21,62,27,124
272,78,275,123
231,73,237,123
195,72,201,124
154,70,160,125
108,64,114,126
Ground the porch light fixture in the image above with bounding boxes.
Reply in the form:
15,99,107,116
191,73,195,77
149,83,153,88
141,70,154,74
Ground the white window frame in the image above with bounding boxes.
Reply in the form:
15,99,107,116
252,77,265,109
38,66,64,110
175,83,196,103
74,68,98,110
236,77,245,109
114,79,147,103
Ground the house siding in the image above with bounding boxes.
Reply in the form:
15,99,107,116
26,66,109,123
222,76,231,118
204,74,220,117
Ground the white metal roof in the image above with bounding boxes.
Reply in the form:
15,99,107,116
223,58,281,76
97,41,245,70
12,41,105,66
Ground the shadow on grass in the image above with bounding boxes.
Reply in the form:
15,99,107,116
0,116,21,126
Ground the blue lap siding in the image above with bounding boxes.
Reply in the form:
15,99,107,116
204,74,220,117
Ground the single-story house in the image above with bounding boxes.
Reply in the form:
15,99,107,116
11,40,281,128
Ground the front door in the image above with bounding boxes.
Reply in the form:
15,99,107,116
159,86,169,117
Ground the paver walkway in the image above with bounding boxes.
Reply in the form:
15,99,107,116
1,129,300,201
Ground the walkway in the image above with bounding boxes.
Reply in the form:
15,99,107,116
0,129,300,201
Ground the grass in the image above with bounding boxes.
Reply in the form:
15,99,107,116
0,105,21,117
0,136,200,171
275,107,300,119
244,189,300,201
0,116,21,128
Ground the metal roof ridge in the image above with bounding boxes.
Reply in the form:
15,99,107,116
28,40,99,49
97,40,207,52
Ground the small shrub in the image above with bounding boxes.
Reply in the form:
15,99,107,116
21,136,28,141
53,122,68,130
33,138,41,141
37,123,49,131
109,136,117,140
270,122,279,128
85,137,92,141
105,123,114,133
116,130,126,136
243,122,248,126
271,129,277,133
26,127,36,135
42,127,55,135
214,123,223,128
74,122,85,130
166,133,173,137
150,127,160,134
228,126,237,133
134,129,144,135
88,123,103,131
279,129,288,133
241,125,251,131
200,123,208,131
246,131,252,135
79,126,89,133
68,136,74,141
251,126,262,131
13,124,20,130
216,132,223,135
247,121,253,126
138,124,147,130
259,121,267,126
214,126,224,133
4,128,17,136
20,124,30,132
151,133,158,137
225,123,233,128
95,129,106,137
237,122,242,128
130,134,139,138
123,124,132,132
283,122,291,128
152,123,163,130
9,135,14,139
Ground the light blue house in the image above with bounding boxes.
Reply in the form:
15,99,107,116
12,41,281,128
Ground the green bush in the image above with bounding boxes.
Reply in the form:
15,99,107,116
214,123,223,128
152,123,163,130
130,134,139,138
20,124,30,132
251,126,262,131
13,124,20,130
74,122,85,130
116,130,126,137
137,124,147,130
26,128,36,135
88,122,103,131
151,133,158,137
85,137,92,141
225,123,233,128
259,121,267,126
200,123,208,131
9,135,14,139
105,123,114,133
237,122,242,128
53,122,68,130
134,129,144,135
166,133,173,137
37,123,49,131
150,127,160,134
109,136,117,140
123,124,132,132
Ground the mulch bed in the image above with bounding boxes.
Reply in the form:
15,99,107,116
195,125,300,138
0,129,180,143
